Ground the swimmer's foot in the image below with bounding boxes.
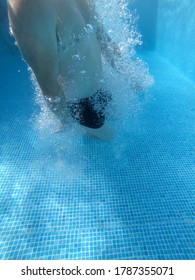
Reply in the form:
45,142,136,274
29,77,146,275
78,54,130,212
83,121,115,141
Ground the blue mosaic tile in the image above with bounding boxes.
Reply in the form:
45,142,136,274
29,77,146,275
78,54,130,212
0,51,195,260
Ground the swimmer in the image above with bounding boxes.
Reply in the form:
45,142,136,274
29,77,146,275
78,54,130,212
8,0,119,140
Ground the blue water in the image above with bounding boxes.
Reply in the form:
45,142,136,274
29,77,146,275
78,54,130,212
0,1,195,260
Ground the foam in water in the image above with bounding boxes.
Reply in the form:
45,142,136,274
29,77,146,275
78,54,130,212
95,0,153,119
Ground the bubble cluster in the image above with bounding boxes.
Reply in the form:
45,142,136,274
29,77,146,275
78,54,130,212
95,0,154,122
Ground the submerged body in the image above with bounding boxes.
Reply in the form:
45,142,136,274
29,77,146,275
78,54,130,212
8,0,116,139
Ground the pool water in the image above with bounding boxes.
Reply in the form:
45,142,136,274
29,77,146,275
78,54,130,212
0,49,195,260
0,0,195,260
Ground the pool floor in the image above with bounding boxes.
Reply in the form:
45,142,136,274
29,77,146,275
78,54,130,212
0,51,195,260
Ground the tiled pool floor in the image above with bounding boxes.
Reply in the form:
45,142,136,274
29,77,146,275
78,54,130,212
0,51,195,259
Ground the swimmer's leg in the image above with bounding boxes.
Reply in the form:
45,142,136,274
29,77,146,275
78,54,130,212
12,20,61,98
9,7,66,119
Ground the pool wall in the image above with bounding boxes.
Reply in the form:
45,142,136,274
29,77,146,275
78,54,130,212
156,0,195,81
128,0,158,50
0,0,9,51
130,0,195,81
